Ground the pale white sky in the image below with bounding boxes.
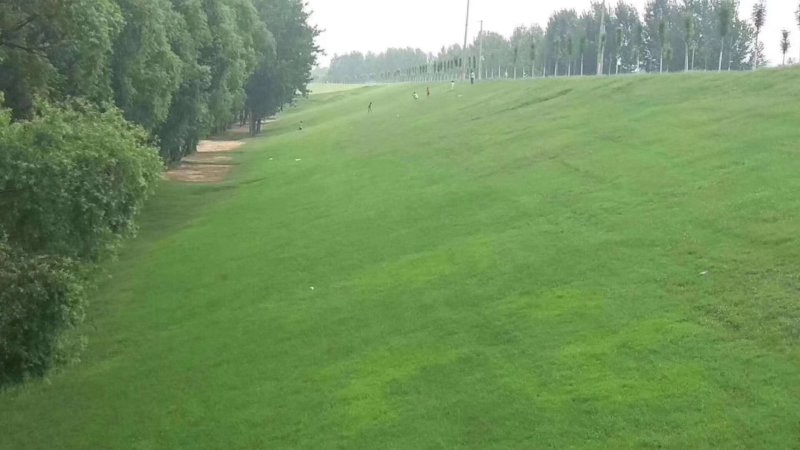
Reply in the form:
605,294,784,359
309,0,797,66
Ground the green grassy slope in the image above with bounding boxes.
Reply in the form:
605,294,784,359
308,82,369,94
2,70,800,449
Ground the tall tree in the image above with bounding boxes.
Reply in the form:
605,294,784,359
513,44,519,78
553,36,562,76
0,0,123,118
202,0,266,134
246,0,319,135
752,1,766,69
664,42,673,71
644,0,679,72
718,0,732,72
614,2,642,73
157,0,213,161
780,29,791,65
579,35,587,75
684,14,695,71
796,2,800,61
545,9,578,77
615,26,623,74
597,0,607,75
565,34,575,76
635,23,645,71
111,0,183,132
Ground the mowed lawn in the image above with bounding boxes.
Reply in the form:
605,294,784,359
3,70,800,449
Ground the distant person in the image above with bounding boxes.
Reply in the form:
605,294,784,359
412,91,419,100
368,102,373,113
450,80,455,90
470,70,475,85
426,86,431,98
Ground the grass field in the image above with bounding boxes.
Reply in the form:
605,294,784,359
3,70,800,448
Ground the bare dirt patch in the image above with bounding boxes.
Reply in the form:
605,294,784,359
166,163,234,183
197,139,245,153
166,139,245,183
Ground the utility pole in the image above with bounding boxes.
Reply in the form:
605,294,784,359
478,20,484,81
463,0,470,80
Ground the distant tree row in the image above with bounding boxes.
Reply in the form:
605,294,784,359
325,0,800,84
327,48,430,83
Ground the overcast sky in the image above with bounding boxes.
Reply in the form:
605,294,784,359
308,0,797,67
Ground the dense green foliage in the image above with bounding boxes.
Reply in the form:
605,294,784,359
326,0,764,83
0,0,124,118
0,103,161,261
0,0,319,385
0,101,161,385
246,0,320,134
0,241,84,387
2,69,799,447
0,0,319,160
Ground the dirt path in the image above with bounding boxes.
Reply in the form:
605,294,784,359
166,139,245,183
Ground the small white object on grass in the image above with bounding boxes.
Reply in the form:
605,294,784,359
295,158,302,162
700,270,709,276
310,286,315,291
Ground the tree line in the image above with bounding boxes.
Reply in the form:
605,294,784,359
0,0,319,387
325,0,800,84
0,0,319,162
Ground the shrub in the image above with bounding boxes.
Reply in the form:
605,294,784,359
0,100,162,386
0,239,85,386
0,101,163,262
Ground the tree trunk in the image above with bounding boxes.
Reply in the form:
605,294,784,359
691,47,696,70
597,46,604,75
660,49,663,73
718,38,724,72
754,35,759,69
249,114,258,137
685,43,689,71
597,5,606,75
580,55,584,76
568,61,572,76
